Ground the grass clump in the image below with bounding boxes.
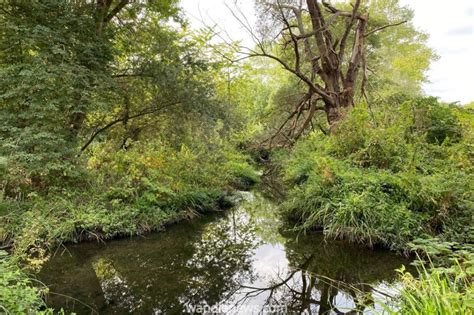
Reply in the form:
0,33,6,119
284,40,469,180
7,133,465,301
380,239,474,314
394,264,473,314
281,97,473,250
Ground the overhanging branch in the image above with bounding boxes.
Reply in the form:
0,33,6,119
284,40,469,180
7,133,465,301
79,101,181,154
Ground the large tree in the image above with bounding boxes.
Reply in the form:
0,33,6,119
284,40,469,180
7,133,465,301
0,0,223,191
234,0,411,137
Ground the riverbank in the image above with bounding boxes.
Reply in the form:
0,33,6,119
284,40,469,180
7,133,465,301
0,143,262,313
279,101,473,251
0,185,254,314
0,191,236,314
2,186,472,314
2,188,233,261
1,141,260,259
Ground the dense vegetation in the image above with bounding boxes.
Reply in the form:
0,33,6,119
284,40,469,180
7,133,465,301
281,98,473,250
389,240,474,314
0,0,472,313
0,1,259,310
0,251,53,314
0,0,257,260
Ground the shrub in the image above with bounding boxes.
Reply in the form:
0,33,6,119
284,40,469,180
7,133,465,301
1,137,259,260
405,97,463,145
281,98,473,249
0,251,54,314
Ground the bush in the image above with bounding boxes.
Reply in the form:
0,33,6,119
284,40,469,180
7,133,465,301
410,97,463,145
281,98,473,249
0,251,54,314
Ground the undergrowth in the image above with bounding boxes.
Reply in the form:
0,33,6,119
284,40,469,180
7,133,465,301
1,139,258,265
0,251,55,314
381,239,474,314
281,97,473,250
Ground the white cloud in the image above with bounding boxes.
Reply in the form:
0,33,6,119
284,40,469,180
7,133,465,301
181,0,474,103
399,0,474,104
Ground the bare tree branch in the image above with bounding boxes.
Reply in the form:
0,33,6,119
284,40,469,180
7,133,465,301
228,0,406,139
79,101,181,154
364,20,407,37
104,0,129,24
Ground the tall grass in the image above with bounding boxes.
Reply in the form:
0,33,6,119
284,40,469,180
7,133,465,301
380,256,474,314
395,265,473,314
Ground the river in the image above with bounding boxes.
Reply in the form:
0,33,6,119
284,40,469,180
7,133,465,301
38,191,413,314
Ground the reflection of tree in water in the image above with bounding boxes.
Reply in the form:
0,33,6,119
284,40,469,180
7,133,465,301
181,207,261,309
237,255,376,314
91,258,143,313
39,208,260,314
237,191,285,244
233,232,411,314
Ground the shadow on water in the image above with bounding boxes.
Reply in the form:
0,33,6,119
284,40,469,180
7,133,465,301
38,192,413,314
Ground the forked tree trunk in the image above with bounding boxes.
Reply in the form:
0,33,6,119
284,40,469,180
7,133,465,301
305,0,368,131
253,0,377,141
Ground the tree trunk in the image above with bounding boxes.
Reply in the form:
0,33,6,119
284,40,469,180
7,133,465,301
326,98,351,132
254,1,374,140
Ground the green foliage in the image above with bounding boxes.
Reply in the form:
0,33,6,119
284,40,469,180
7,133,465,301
0,0,468,313
0,0,225,195
243,0,436,141
282,98,474,249
2,134,258,262
88,136,258,204
393,264,474,314
0,251,54,314
365,0,437,101
380,240,474,314
0,0,115,189
225,160,261,190
0,0,258,263
405,97,463,145
3,193,177,267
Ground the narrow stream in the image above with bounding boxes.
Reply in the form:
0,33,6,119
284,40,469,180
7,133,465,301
38,191,413,314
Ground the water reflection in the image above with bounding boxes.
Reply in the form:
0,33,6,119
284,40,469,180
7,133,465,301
92,258,143,312
39,192,412,314
179,205,260,310
233,254,393,314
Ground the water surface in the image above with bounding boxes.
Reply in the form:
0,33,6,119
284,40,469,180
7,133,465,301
39,192,412,314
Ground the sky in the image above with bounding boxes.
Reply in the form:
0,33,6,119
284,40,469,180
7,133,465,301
181,0,474,104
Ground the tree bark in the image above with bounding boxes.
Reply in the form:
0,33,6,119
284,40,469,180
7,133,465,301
251,0,374,140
